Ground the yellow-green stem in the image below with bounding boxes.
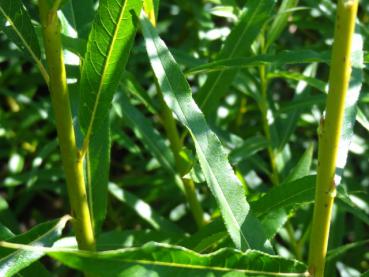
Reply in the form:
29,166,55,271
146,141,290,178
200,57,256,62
38,0,95,251
259,64,279,186
308,1,358,276
259,35,303,259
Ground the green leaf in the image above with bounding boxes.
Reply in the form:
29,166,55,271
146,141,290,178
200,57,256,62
278,94,325,114
336,186,369,226
356,108,369,133
194,0,276,114
0,216,70,277
62,0,95,38
85,121,111,234
140,13,270,253
97,230,181,250
79,0,142,136
229,136,269,165
0,223,52,277
61,35,87,58
0,0,48,82
0,196,19,234
179,219,227,253
333,29,363,185
326,239,369,262
266,0,299,49
143,0,159,25
256,146,314,239
122,71,159,114
113,92,184,192
0,224,13,241
3,242,308,276
0,0,40,59
251,176,316,219
268,72,326,93
109,182,184,234
284,144,314,183
78,0,143,233
189,50,329,76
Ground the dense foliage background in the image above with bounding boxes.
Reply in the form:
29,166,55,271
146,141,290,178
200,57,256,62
0,0,368,276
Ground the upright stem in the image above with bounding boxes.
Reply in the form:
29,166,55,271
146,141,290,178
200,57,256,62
258,28,279,187
259,64,279,186
308,1,358,276
38,0,95,251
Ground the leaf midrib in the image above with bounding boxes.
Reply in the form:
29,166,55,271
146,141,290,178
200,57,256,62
82,0,129,146
146,22,250,249
0,6,49,83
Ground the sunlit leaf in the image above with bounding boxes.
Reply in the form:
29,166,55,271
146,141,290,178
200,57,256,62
140,12,270,253
78,0,143,233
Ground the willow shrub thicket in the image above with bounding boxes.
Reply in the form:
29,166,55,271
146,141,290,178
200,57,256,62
0,0,368,276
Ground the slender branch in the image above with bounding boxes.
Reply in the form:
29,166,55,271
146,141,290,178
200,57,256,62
308,1,358,276
259,64,279,186
38,0,95,251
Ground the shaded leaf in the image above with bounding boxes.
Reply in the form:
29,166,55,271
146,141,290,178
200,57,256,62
62,0,95,38
336,186,369,226
194,0,276,114
266,0,299,49
97,230,182,250
109,182,184,234
189,50,329,75
284,144,314,183
0,0,48,82
85,121,111,233
0,0,40,59
326,239,369,262
0,216,70,277
113,92,184,192
251,176,316,218
229,136,269,165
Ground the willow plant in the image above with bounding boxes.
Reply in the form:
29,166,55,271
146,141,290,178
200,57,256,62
308,0,359,276
0,0,367,276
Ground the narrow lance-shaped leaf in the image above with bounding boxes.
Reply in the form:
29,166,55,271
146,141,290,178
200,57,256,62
0,222,51,277
265,0,299,49
79,0,143,138
78,0,143,233
334,27,363,185
188,50,329,75
140,13,270,253
62,0,95,38
0,242,308,276
194,0,276,114
109,182,184,234
113,92,184,192
0,0,48,83
0,216,70,277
